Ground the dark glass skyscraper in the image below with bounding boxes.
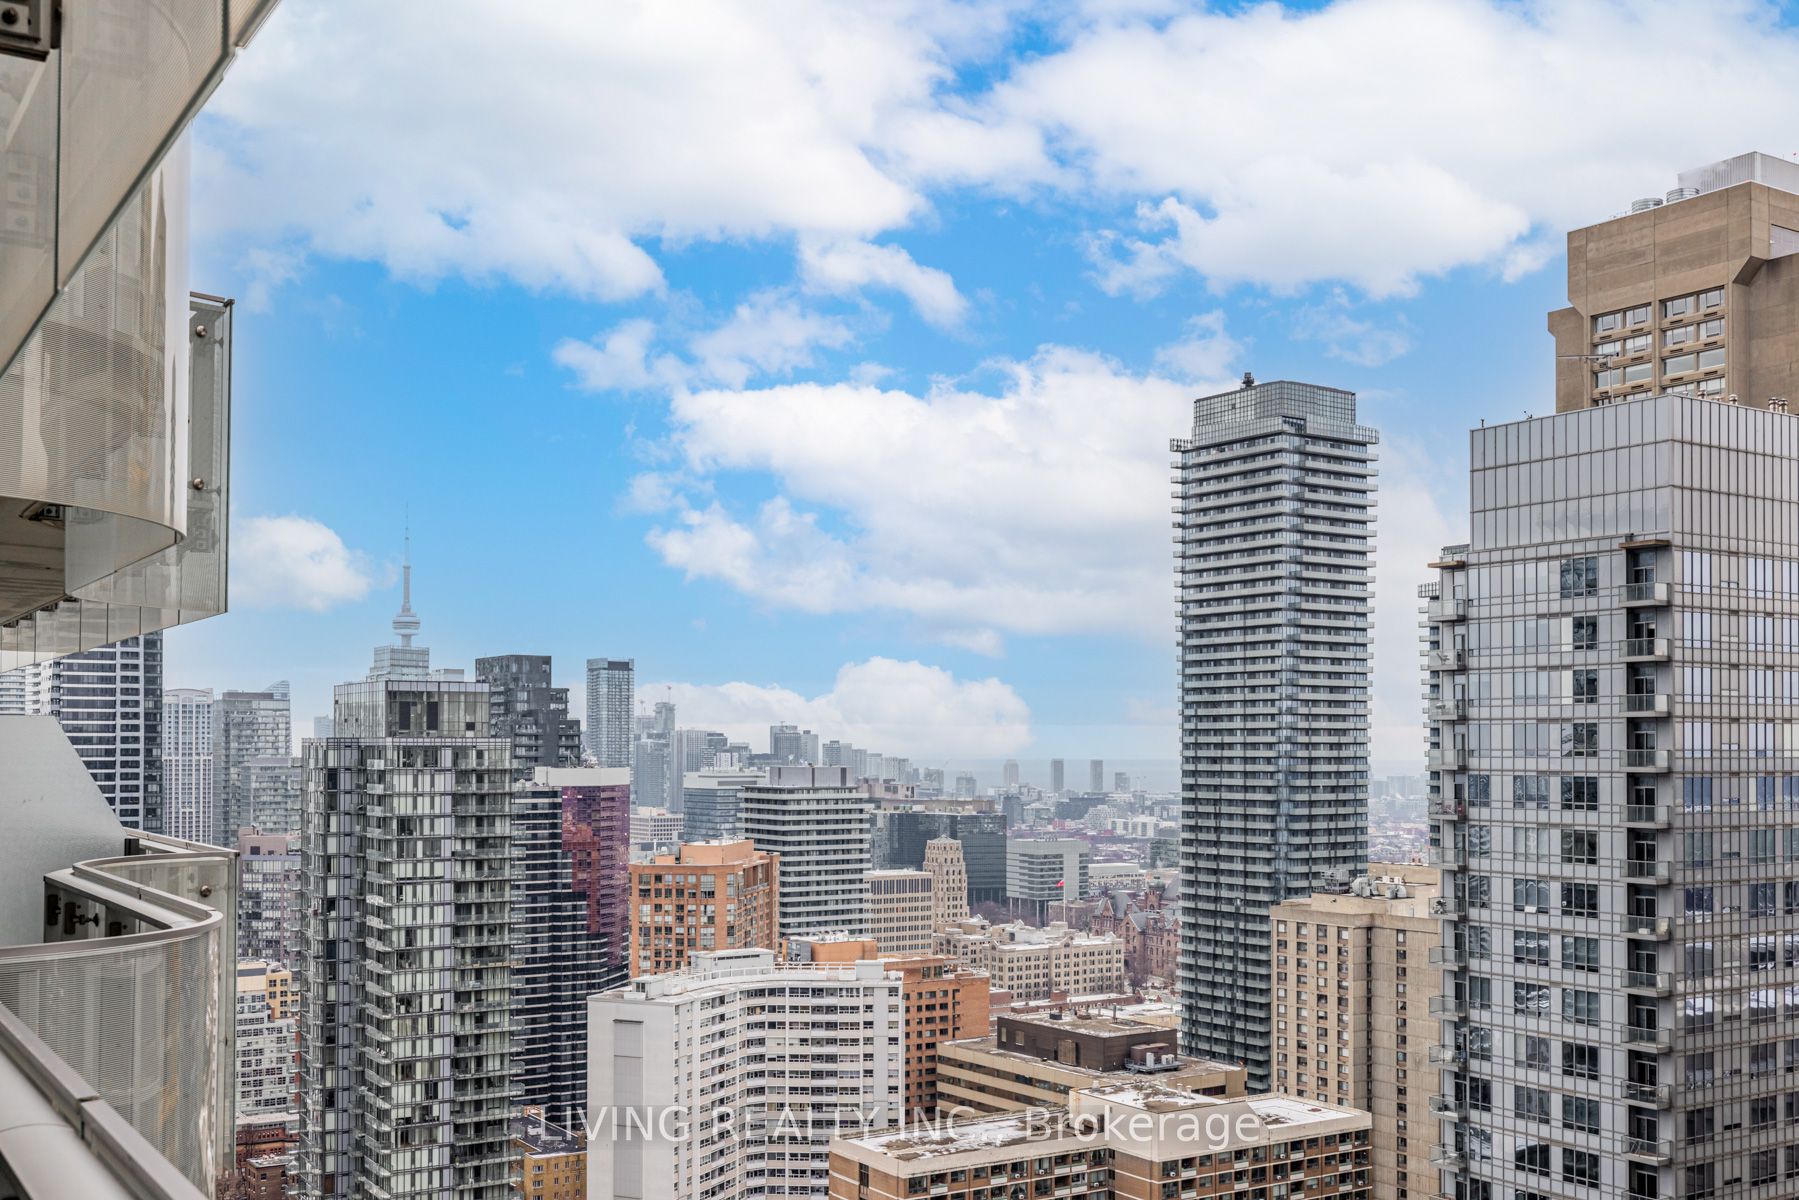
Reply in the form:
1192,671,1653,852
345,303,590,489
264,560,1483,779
475,653,581,777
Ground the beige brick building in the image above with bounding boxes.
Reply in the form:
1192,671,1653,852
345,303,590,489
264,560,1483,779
866,868,934,956
933,917,1125,1001
1269,864,1439,1200
1550,151,1799,414
921,835,969,929
829,1084,1371,1200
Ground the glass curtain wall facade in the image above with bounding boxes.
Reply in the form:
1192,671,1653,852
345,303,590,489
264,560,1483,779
1428,395,1799,1200
1173,379,1376,1089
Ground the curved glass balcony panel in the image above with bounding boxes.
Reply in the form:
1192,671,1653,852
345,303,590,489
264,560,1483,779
0,285,231,671
0,831,234,1193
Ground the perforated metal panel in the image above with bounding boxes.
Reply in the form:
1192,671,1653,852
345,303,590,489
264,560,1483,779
0,54,57,381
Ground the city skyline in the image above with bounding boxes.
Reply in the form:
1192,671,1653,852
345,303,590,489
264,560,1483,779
162,3,1799,777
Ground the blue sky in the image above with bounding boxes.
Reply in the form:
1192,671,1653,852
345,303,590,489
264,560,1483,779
167,0,1799,776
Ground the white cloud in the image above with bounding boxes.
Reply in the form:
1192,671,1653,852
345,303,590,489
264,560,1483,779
799,238,969,327
1291,291,1412,367
551,319,661,392
201,0,1799,304
196,0,1011,302
1153,310,1241,381
638,338,1239,648
645,657,1032,758
234,515,374,612
688,293,856,388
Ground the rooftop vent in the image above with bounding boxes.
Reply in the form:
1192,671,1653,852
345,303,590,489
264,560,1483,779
1665,187,1700,204
1630,197,1664,214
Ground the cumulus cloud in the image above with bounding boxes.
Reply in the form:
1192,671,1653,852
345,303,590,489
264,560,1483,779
1291,291,1412,367
645,657,1032,757
233,515,374,612
551,319,661,392
688,293,856,388
799,238,969,327
632,339,1239,649
202,0,1799,304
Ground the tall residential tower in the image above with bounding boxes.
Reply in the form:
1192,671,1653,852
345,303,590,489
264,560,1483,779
1174,378,1377,1088
585,657,634,768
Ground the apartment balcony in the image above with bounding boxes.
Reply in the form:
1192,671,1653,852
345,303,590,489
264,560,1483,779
1624,1138,1673,1166
1426,1094,1464,1117
1428,896,1465,921
1428,946,1466,967
1426,844,1465,869
1426,649,1466,672
1625,860,1672,885
1427,995,1466,1017
1624,805,1671,828
1427,797,1465,821
1625,749,1671,773
1427,597,1468,623
1428,1148,1464,1171
1622,582,1671,607
1623,1027,1672,1054
1426,747,1466,773
1625,693,1671,716
1624,971,1673,997
1622,638,1671,662
1426,1045,1465,1065
1623,1082,1672,1109
0,719,237,1199
1428,698,1466,722
1625,915,1673,940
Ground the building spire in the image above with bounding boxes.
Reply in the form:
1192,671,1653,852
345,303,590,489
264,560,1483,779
393,516,420,648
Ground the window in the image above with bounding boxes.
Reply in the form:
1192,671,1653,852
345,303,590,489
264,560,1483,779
1563,723,1599,757
1563,1094,1600,1133
1562,1041,1599,1078
1561,829,1598,864
1515,982,1550,1013
1513,878,1549,911
1664,352,1697,375
1571,668,1598,703
1513,930,1549,965
1559,556,1599,597
1519,1033,1550,1069
1561,882,1599,918
1571,617,1597,649
1562,1148,1600,1188
1562,988,1599,1025
1561,936,1599,972
1515,1143,1551,1176
1697,347,1725,370
1561,776,1599,811
1515,1086,1551,1123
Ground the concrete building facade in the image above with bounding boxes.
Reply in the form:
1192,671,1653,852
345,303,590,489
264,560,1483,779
1174,378,1376,1089
1270,865,1441,1200
743,764,872,938
867,869,934,956
585,657,634,769
933,918,1126,1001
922,836,970,930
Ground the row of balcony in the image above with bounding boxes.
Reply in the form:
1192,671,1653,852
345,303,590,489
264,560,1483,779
1423,902,1671,940
1427,638,1673,672
1419,581,1670,630
1426,747,1672,774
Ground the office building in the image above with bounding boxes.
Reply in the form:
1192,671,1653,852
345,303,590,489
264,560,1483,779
475,654,581,776
743,764,872,938
629,806,683,853
933,918,1126,1001
588,948,903,1200
679,766,763,841
922,836,970,929
585,657,634,768
214,682,292,843
511,1109,586,1200
1088,759,1104,792
873,809,1007,904
296,597,515,1200
14,634,165,830
1271,866,1440,1200
511,766,630,1123
1550,151,1799,415
1424,389,1799,1200
312,716,334,739
829,1085,1371,1200
1114,771,1130,792
1007,837,1090,919
937,1011,1246,1116
1002,759,1020,788
628,838,780,977
163,687,215,842
769,721,807,762
237,829,300,965
1050,758,1065,794
867,869,934,955
235,960,297,1122
889,956,989,1121
632,727,674,810
1174,377,1377,1089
